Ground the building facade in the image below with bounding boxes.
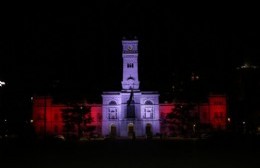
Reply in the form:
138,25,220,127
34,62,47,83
32,39,227,138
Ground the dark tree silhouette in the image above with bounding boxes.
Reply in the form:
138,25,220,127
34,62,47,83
165,71,202,137
62,104,92,139
165,103,196,137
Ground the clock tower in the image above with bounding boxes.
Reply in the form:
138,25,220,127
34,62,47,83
121,40,140,91
102,38,160,137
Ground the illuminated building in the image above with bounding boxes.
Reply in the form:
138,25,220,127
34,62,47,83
32,39,227,138
102,40,160,137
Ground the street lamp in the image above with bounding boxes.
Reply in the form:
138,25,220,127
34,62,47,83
193,124,196,134
227,117,231,122
242,121,246,134
1,81,6,134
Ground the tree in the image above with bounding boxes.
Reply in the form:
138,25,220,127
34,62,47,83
165,71,202,137
62,104,92,139
165,103,196,137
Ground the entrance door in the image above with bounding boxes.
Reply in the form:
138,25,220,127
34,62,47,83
110,124,117,137
145,123,152,138
128,123,135,138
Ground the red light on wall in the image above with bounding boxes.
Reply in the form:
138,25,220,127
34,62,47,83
32,97,102,138
209,95,227,129
32,94,228,138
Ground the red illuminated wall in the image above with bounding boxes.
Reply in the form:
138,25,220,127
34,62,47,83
159,103,175,135
86,104,102,134
32,94,227,138
208,95,227,129
199,103,210,125
159,95,227,135
32,96,102,138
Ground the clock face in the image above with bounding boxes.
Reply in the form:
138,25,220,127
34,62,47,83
128,45,133,51
127,76,135,84
128,79,134,89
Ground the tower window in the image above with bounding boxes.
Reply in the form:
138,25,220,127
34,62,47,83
109,101,117,105
127,63,134,68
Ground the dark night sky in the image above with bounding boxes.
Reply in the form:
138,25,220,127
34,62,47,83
0,3,260,112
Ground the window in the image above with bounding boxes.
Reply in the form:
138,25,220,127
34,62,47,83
127,63,134,68
109,101,117,105
145,100,153,105
144,107,153,119
109,108,117,119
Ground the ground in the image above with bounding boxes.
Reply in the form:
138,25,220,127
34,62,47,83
1,135,260,168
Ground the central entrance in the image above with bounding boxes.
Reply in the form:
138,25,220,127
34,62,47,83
128,123,135,138
110,124,117,137
145,123,153,138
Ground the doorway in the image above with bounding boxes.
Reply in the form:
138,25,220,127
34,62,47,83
145,123,153,138
110,124,117,137
128,123,135,138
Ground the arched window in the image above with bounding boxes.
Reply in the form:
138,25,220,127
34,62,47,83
145,100,153,105
127,76,135,81
109,101,117,105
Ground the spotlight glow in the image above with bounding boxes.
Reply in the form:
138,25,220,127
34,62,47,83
0,81,5,87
